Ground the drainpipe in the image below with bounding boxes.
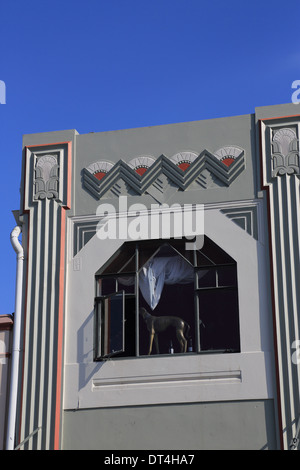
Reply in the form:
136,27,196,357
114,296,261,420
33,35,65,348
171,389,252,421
6,226,24,450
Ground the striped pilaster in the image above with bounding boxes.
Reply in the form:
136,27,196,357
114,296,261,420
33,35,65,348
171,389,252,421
260,118,300,448
18,142,72,450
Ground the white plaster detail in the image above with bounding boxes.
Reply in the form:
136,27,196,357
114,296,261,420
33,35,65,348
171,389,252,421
73,258,82,271
86,161,114,175
271,127,299,176
214,146,243,162
34,154,59,200
169,151,198,168
127,155,155,172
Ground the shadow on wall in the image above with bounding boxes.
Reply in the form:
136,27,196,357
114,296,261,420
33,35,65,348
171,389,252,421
77,309,104,391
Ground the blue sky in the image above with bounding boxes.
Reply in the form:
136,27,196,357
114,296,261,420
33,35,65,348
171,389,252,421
1,0,300,315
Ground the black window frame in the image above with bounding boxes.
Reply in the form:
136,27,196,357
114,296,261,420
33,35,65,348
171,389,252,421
94,290,126,359
94,236,240,361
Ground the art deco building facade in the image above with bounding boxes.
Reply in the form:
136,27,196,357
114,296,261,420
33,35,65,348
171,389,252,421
5,103,300,449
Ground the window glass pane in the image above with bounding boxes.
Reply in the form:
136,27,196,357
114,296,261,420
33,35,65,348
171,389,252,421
118,254,136,273
117,276,135,294
100,277,116,296
197,269,215,288
99,276,135,295
200,238,235,265
123,297,136,357
197,265,237,288
101,291,125,357
96,242,136,275
195,250,214,267
197,289,240,352
95,300,102,360
216,265,237,287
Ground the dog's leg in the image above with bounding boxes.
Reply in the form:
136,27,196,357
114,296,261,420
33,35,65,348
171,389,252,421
154,334,159,354
176,330,187,353
183,322,190,353
148,330,155,355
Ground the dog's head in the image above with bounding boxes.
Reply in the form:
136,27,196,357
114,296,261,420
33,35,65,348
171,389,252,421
139,307,148,320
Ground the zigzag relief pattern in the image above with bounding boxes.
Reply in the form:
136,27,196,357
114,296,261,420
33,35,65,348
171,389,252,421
195,169,226,189
82,147,245,200
221,206,258,240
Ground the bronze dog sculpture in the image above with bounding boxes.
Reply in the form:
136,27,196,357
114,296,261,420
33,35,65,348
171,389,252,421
139,307,190,355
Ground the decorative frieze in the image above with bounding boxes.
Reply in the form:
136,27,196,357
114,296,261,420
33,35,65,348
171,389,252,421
82,146,245,201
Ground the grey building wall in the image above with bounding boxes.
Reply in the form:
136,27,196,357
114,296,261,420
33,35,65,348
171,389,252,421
62,400,277,450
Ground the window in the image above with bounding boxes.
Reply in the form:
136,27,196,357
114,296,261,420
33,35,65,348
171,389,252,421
94,236,240,360
95,291,125,358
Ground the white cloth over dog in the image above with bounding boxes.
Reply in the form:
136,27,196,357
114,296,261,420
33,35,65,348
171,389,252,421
119,255,208,310
139,256,194,310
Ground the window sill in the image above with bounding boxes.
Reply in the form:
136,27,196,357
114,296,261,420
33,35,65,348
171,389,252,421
94,349,240,362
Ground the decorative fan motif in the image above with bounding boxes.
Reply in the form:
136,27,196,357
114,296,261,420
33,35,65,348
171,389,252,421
86,161,114,180
127,156,156,176
169,152,198,171
214,146,244,167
